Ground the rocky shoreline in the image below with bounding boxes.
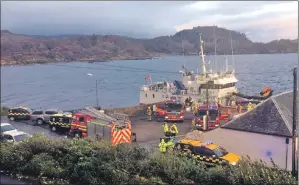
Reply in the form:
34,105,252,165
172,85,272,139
0,54,165,67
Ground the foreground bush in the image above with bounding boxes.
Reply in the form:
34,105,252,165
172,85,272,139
0,135,296,185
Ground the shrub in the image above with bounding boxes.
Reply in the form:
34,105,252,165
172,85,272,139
0,135,297,185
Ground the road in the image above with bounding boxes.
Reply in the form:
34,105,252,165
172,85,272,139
1,112,194,146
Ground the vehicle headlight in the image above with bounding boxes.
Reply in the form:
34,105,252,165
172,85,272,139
231,162,237,166
180,116,183,119
165,116,168,119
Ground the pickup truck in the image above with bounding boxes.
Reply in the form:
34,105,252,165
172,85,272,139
31,109,62,125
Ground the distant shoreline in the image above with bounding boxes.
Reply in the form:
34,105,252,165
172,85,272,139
1,52,297,67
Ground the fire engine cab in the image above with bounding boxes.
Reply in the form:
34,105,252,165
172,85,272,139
154,100,184,122
68,107,134,146
192,104,230,131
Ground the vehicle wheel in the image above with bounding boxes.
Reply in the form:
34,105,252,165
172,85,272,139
9,116,15,121
36,119,44,125
51,126,57,132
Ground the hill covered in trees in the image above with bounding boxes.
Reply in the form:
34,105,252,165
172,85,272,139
1,26,298,65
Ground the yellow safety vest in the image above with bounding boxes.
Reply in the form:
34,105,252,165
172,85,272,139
158,141,167,152
163,124,169,132
170,125,179,134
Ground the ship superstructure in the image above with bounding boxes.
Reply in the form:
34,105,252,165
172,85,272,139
140,34,238,106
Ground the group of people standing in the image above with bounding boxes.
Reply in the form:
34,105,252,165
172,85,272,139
236,102,255,114
159,122,179,153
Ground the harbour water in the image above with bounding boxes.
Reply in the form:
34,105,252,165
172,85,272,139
1,53,297,110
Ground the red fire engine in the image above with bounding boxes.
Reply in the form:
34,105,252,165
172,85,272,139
68,107,134,146
192,104,230,131
154,100,184,122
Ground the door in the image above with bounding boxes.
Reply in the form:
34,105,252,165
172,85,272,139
19,109,28,119
44,110,58,122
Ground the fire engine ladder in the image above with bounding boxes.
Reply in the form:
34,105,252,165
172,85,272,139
84,107,128,127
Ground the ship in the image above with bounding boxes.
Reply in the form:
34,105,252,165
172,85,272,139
139,33,239,106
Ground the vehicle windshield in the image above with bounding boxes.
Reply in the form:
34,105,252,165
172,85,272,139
166,103,182,111
1,125,15,132
213,147,228,157
14,134,31,142
196,110,218,120
209,110,218,120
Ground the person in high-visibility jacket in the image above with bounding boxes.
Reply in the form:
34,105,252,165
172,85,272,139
192,101,198,115
170,123,179,137
163,122,169,136
166,138,175,152
147,106,152,121
247,102,253,111
189,97,194,109
158,138,167,153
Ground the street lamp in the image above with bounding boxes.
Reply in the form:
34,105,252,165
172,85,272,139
87,73,99,109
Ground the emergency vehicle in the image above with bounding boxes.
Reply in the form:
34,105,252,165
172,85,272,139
7,106,32,121
192,104,230,131
49,113,73,133
154,100,184,122
69,107,134,146
174,139,240,166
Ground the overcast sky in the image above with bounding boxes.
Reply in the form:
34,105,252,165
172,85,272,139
1,1,298,42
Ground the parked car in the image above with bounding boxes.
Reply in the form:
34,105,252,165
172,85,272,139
0,123,17,134
1,131,32,143
31,109,62,125
7,106,32,121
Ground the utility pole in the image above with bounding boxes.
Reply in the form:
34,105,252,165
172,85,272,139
96,80,99,109
206,80,209,129
292,68,297,177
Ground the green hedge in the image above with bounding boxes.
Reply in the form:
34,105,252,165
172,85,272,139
0,135,297,185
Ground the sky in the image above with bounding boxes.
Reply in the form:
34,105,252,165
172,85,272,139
1,1,298,42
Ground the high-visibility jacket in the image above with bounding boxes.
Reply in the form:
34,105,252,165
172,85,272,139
247,103,252,111
170,124,179,134
166,140,175,148
163,123,169,132
158,139,167,153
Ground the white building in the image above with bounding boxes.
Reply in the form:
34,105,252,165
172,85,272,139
202,91,297,171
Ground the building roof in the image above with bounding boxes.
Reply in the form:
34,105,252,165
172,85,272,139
222,91,295,137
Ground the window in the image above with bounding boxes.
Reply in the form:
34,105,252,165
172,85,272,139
79,117,84,122
3,135,14,141
153,94,155,98
32,110,43,115
45,110,58,115
212,147,228,157
1,125,15,132
194,147,214,157
14,134,30,142
21,109,29,114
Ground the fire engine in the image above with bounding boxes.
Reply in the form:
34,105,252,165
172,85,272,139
192,104,230,131
68,107,134,146
154,100,184,122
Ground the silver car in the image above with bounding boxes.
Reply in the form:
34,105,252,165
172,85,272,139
31,109,62,125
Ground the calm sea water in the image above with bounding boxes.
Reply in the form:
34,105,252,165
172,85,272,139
1,54,297,110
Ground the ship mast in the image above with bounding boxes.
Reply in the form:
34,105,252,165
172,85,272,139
230,31,235,73
199,34,206,75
